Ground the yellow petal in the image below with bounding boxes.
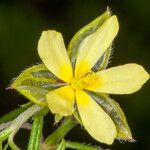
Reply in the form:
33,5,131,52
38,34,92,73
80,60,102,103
85,63,149,94
38,30,73,82
75,16,119,77
76,91,116,144
46,86,75,116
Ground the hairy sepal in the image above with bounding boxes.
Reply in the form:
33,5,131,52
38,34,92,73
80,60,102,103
67,9,112,71
11,64,64,106
87,91,134,142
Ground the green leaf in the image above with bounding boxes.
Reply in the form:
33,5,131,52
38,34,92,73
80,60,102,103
11,64,64,106
87,91,134,142
27,116,43,150
45,118,78,145
67,8,112,70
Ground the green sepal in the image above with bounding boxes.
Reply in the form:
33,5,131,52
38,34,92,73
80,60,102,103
91,45,112,71
67,8,112,70
87,91,134,142
11,64,63,106
73,108,82,125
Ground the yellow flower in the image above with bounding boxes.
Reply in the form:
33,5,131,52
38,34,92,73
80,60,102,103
38,16,149,144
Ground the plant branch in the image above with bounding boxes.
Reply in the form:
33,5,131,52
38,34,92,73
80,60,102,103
0,102,32,124
8,104,43,150
0,122,32,131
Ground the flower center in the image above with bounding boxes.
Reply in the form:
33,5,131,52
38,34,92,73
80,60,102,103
70,77,85,90
70,73,101,90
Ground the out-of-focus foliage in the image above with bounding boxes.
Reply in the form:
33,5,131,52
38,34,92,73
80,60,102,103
0,0,149,150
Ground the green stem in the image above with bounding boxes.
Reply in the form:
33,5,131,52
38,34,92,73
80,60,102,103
27,117,43,150
3,143,9,150
10,105,43,133
0,142,2,150
0,128,12,142
8,104,43,150
45,118,78,145
0,102,32,124
56,139,66,150
0,122,33,131
0,122,11,131
65,141,101,150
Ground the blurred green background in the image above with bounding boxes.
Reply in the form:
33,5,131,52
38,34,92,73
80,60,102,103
0,0,149,149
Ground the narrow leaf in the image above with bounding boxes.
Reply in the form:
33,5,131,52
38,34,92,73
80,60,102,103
27,117,43,150
45,118,77,145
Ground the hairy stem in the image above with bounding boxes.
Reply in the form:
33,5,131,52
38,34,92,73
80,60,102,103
0,122,32,131
8,104,43,150
0,102,32,124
